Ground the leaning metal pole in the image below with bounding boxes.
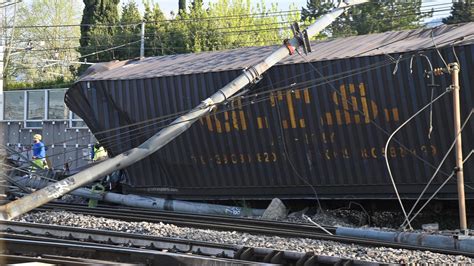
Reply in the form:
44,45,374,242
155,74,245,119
0,0,367,221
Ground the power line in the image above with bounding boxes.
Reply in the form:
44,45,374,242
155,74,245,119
4,56,398,164
3,2,454,30
3,10,301,29
5,36,466,176
2,8,452,47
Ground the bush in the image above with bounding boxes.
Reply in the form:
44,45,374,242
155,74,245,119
5,77,75,91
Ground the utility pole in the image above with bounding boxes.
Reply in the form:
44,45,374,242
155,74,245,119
450,62,467,233
0,0,369,221
140,21,145,59
0,0,5,121
0,0,6,204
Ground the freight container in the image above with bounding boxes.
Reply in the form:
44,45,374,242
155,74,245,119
66,23,474,200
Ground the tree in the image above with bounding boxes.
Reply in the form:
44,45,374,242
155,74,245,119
4,0,82,88
301,0,430,37
179,0,186,14
79,0,120,63
115,0,142,60
196,0,292,51
301,0,334,36
443,0,474,24
143,2,169,56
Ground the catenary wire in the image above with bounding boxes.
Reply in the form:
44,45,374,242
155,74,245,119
2,1,453,30
383,89,451,230
401,149,474,228
400,109,474,229
6,53,397,161
7,28,470,161
293,41,473,227
47,57,398,170
2,41,456,172
44,56,401,170
4,30,470,181
268,73,324,212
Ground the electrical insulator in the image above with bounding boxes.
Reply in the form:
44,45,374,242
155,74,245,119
433,68,444,76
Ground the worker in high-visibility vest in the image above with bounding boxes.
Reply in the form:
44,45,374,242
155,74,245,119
92,142,108,162
32,134,48,170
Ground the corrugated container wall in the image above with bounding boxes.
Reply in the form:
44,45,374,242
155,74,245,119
66,25,474,200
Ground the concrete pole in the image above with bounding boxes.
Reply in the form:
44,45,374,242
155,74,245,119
0,0,368,221
8,176,266,217
140,21,145,59
450,62,467,232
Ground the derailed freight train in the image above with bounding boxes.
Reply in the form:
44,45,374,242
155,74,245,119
66,23,474,200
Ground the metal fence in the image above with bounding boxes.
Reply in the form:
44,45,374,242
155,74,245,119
1,88,95,170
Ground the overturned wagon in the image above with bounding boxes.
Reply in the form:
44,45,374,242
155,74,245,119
66,23,474,200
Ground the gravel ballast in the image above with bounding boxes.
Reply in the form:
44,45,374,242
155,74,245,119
15,211,473,264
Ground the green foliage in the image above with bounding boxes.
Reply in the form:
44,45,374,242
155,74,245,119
7,0,309,86
4,0,81,87
302,0,430,37
7,0,311,89
80,0,120,62
115,1,142,60
5,77,74,91
443,0,474,24
172,0,298,53
179,0,186,13
140,0,301,56
76,0,305,60
143,1,169,56
206,0,280,50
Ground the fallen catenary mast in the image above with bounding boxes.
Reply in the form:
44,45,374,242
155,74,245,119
9,177,266,216
0,0,368,221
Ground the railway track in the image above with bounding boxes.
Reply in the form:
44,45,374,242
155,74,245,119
34,202,474,258
1,220,383,265
0,230,262,265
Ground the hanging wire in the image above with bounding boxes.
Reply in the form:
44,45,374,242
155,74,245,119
294,49,457,229
400,109,474,229
303,214,334,235
268,74,324,213
384,89,451,230
49,57,406,170
2,3,452,30
431,29,449,70
451,44,461,67
402,149,474,228
4,54,401,184
4,54,455,193
409,53,436,139
5,55,399,165
5,31,468,187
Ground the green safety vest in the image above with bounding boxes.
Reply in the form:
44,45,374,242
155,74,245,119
93,146,108,161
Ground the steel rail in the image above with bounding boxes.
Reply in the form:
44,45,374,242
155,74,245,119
38,202,337,234
0,253,118,266
0,220,384,265
0,233,261,265
34,202,474,258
